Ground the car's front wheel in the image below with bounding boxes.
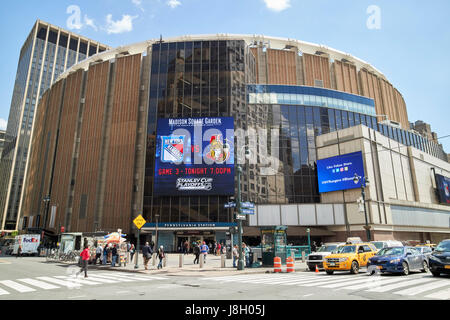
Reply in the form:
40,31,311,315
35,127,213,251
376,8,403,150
421,261,429,273
350,261,359,274
402,262,410,276
326,270,334,275
431,271,440,277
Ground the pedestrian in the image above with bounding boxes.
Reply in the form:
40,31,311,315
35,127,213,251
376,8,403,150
17,245,22,258
94,244,103,265
184,241,189,255
142,242,153,270
157,245,165,269
243,243,251,267
221,243,227,255
102,244,108,265
311,241,317,252
232,245,239,267
111,244,118,267
193,243,200,264
129,244,136,263
216,242,221,256
200,241,209,263
78,244,90,278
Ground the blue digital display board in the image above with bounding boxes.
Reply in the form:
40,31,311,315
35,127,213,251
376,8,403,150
435,174,450,205
317,151,365,193
154,117,235,196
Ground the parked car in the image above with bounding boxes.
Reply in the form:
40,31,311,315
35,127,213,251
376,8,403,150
367,246,428,275
370,240,404,252
323,243,378,275
416,243,436,251
428,239,450,277
306,242,345,271
415,246,433,264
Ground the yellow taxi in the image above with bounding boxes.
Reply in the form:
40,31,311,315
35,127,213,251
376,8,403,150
323,242,378,275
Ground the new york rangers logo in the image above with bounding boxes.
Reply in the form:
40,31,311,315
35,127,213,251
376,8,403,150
161,136,185,163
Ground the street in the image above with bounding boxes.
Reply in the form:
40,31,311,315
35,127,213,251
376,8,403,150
0,256,449,300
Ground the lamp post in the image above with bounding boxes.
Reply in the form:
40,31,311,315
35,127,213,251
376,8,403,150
354,174,371,241
154,213,160,253
236,165,245,271
42,196,50,229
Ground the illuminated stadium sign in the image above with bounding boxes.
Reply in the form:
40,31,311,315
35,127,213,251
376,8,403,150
154,117,235,196
317,151,365,193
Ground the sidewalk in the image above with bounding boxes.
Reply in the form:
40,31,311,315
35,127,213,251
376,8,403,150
87,253,309,277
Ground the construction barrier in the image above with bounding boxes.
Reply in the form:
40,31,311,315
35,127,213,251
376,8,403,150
274,257,282,273
286,256,294,273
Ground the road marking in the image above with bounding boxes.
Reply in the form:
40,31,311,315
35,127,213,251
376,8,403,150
366,278,433,293
96,273,167,281
319,277,384,288
75,276,119,284
36,277,81,288
17,278,60,290
424,288,450,300
0,280,36,293
341,277,408,290
0,287,10,295
88,274,134,282
301,276,368,287
394,280,450,296
55,276,103,286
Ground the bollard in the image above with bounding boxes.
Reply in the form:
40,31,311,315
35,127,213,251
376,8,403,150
179,254,183,268
163,255,167,267
221,254,226,268
273,257,281,273
199,254,204,268
301,251,306,263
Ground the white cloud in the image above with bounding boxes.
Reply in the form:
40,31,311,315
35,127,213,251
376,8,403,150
132,0,145,12
263,0,291,12
105,14,138,34
84,15,98,31
0,118,7,131
167,0,181,9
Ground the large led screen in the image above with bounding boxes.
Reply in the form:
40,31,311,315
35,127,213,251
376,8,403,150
317,151,365,193
435,174,450,205
154,117,235,196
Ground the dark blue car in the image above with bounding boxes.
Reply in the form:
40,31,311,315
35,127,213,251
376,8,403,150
429,239,450,277
367,246,428,275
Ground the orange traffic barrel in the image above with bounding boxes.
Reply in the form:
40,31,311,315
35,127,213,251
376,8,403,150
286,256,294,273
274,257,282,273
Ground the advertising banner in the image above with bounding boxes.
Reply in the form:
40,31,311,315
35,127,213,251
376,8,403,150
317,151,365,193
154,117,235,196
435,173,450,204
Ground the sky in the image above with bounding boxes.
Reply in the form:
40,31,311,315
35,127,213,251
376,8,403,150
0,0,449,151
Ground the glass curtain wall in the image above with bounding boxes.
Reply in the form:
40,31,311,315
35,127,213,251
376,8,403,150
144,40,253,224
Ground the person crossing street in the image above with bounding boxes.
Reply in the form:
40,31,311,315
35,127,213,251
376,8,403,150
200,241,209,264
78,244,90,278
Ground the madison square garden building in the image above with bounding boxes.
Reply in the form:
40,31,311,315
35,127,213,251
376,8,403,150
19,35,450,250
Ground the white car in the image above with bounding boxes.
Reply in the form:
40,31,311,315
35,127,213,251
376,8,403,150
370,240,403,252
306,242,345,271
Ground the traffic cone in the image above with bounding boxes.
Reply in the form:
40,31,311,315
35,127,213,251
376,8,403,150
315,264,319,273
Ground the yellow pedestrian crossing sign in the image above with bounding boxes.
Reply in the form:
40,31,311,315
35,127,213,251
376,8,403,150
133,215,146,230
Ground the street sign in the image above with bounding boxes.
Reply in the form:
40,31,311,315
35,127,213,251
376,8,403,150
241,209,255,215
133,215,147,230
224,202,236,208
241,202,255,209
235,214,246,220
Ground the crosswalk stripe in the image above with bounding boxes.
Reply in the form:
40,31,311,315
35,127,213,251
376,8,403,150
424,288,450,300
75,276,119,284
55,276,103,286
301,276,368,287
0,280,36,293
394,280,450,296
36,277,82,288
366,278,433,293
240,276,312,284
319,277,381,288
96,273,166,281
88,274,135,282
0,287,9,295
340,277,412,290
17,278,60,290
